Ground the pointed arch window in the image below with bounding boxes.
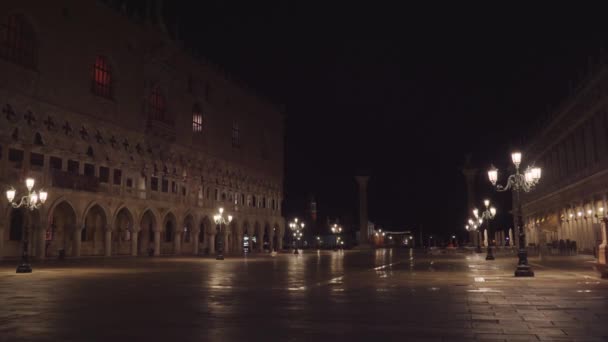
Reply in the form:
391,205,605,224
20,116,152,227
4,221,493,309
149,86,170,124
232,121,240,148
0,14,37,68
192,103,203,133
91,56,112,98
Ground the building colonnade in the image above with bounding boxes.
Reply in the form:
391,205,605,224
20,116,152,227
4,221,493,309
525,195,607,254
0,194,285,260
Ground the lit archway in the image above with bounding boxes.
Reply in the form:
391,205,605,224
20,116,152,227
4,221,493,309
113,207,134,255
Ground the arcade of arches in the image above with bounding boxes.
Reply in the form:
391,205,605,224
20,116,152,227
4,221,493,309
0,198,285,259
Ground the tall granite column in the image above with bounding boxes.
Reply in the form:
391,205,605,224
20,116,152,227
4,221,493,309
356,176,370,247
598,217,608,265
461,155,478,245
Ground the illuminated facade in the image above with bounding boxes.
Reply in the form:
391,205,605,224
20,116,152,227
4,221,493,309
0,1,285,259
521,66,608,255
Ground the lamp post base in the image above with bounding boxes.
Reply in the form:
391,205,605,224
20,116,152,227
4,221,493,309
514,264,534,277
16,263,32,273
485,246,495,260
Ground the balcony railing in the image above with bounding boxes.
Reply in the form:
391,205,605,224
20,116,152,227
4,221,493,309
51,170,99,192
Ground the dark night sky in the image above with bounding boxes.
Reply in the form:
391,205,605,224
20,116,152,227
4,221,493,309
162,2,608,240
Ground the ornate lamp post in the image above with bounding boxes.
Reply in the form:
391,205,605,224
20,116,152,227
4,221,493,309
466,217,483,253
331,223,342,250
289,218,304,254
488,151,541,277
213,207,233,260
6,177,48,273
473,200,497,260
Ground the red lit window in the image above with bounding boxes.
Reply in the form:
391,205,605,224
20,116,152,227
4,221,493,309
149,86,169,123
0,14,37,68
192,104,203,133
91,56,112,98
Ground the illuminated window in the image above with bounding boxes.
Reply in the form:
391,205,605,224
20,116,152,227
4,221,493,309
91,56,112,98
232,121,240,147
0,14,36,68
192,104,203,133
149,86,168,123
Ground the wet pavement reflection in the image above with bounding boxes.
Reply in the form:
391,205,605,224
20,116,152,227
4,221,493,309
0,249,607,341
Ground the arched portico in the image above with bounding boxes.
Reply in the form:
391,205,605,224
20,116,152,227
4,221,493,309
81,204,108,256
140,209,159,256
264,222,272,252
47,200,78,257
113,207,134,255
254,221,263,252
182,214,195,255
161,212,177,255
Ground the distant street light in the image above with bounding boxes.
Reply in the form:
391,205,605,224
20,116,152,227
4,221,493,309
213,207,233,260
473,199,497,260
488,151,541,277
289,218,304,254
331,223,342,250
6,177,48,273
465,217,483,253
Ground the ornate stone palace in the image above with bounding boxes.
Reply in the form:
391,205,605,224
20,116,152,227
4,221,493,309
0,1,285,259
521,64,608,256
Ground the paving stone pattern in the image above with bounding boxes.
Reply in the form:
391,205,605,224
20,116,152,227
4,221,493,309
0,250,606,341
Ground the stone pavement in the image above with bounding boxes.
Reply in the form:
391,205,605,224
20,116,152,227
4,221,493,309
0,250,606,341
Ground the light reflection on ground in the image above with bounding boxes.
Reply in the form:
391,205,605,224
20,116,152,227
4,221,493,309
0,251,605,341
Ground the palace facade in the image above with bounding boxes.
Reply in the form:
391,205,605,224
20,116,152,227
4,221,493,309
521,65,608,255
0,1,285,259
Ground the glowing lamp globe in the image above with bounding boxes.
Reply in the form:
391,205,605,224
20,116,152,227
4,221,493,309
6,188,16,202
531,167,541,181
511,152,522,166
39,190,48,204
487,166,498,185
25,178,35,191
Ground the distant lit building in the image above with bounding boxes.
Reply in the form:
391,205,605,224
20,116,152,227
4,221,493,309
0,1,285,259
522,66,608,255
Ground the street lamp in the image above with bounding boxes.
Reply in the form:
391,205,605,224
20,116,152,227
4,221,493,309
473,199,497,260
6,177,48,273
488,151,541,277
466,217,483,253
213,207,233,260
331,223,342,250
289,218,304,254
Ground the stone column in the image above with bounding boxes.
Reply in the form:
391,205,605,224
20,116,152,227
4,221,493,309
598,218,608,264
154,231,161,256
356,176,370,246
174,232,182,255
258,231,264,252
104,228,112,257
236,233,242,254
209,234,215,254
73,225,82,258
277,228,283,250
131,230,139,256
193,230,200,255
223,233,229,254
0,223,4,261
268,232,274,252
